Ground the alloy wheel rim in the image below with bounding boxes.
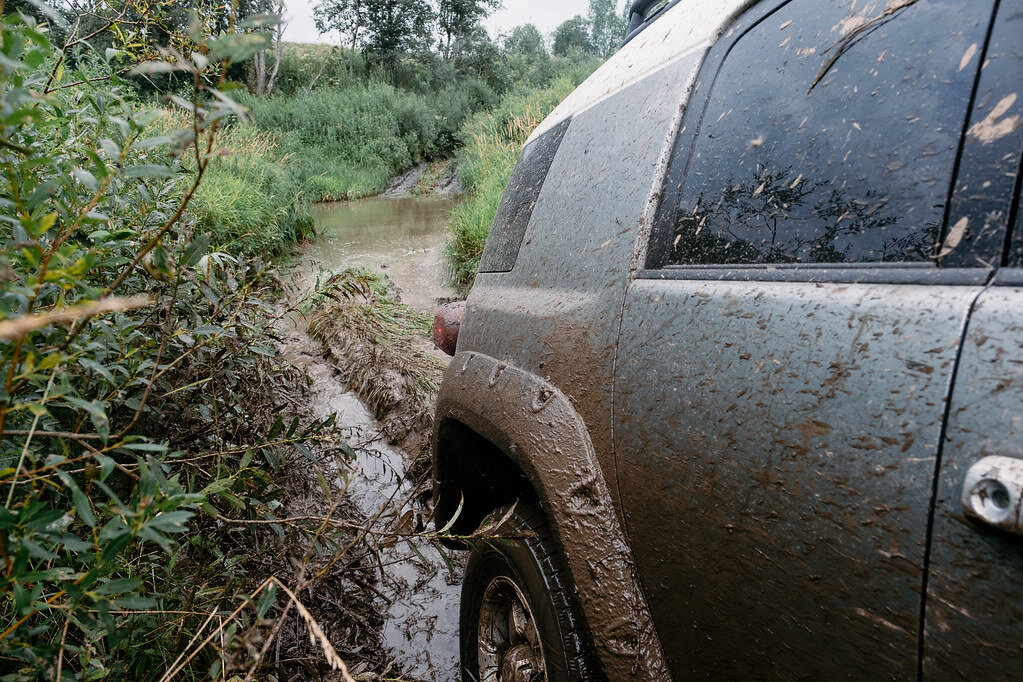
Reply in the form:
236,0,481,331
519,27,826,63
477,576,546,681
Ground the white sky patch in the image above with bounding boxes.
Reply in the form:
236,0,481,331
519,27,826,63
280,0,623,45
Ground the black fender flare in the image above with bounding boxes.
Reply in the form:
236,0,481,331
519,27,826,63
433,351,670,681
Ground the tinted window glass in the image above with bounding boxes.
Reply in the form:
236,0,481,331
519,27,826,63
479,118,571,273
668,0,992,266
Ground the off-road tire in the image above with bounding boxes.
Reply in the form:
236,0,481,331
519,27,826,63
459,504,595,681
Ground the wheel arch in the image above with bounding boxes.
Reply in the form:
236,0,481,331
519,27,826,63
432,351,671,681
433,416,537,542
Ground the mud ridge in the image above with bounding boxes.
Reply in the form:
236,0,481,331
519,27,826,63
305,270,448,480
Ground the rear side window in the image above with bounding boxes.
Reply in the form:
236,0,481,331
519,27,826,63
479,118,571,273
666,0,993,266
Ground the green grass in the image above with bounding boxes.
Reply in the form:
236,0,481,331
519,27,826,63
145,114,314,256
237,83,442,202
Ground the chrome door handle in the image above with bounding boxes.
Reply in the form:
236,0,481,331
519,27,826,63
962,456,1023,535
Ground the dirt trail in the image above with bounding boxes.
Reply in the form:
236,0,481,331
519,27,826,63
267,186,467,680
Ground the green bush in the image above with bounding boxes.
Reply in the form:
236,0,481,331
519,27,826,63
228,46,602,210
237,84,443,201
0,16,335,679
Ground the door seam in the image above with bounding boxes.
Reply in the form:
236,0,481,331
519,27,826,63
916,270,995,680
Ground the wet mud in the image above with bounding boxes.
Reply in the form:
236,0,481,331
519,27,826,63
275,194,464,680
278,324,461,680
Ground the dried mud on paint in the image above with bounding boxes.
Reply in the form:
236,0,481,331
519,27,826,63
269,289,461,680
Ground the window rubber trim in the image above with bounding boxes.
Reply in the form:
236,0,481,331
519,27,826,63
992,267,1023,286
636,264,991,286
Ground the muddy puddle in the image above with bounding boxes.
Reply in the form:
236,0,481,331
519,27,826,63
294,196,460,311
279,194,463,680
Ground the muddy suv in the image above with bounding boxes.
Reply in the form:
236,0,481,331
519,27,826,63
432,0,1023,679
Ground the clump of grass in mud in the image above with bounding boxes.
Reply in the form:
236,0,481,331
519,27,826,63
412,159,456,195
306,270,445,471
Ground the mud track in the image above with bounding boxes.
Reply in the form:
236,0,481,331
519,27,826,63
265,273,461,681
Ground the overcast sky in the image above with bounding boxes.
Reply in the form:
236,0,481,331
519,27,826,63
282,0,622,45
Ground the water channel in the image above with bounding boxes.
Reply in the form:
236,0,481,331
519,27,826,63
295,195,459,310
289,194,463,680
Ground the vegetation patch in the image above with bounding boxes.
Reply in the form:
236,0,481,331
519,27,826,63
306,270,446,476
0,14,391,680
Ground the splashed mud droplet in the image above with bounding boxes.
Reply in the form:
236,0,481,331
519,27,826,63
959,43,978,72
939,217,969,258
967,93,1022,144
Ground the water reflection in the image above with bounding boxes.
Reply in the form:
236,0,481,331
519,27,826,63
672,164,939,265
298,196,459,310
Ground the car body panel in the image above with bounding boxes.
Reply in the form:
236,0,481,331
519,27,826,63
924,282,1023,678
446,42,706,681
458,49,704,515
613,279,978,677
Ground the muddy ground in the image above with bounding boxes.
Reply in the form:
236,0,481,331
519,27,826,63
257,187,465,680
270,315,461,681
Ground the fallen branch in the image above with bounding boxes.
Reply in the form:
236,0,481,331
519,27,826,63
0,295,154,340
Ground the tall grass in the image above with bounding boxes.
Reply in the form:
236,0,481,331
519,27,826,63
148,111,314,256
238,83,442,202
445,76,587,293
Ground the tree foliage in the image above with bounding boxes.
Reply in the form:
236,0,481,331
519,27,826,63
588,0,627,57
313,0,367,49
436,0,499,59
315,0,435,65
502,23,546,57
552,15,593,56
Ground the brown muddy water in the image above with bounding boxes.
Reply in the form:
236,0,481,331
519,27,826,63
295,196,459,311
282,195,462,680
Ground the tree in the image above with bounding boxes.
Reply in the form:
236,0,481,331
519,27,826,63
452,26,509,92
315,0,434,64
502,23,547,57
314,0,367,49
588,0,627,57
437,0,500,59
365,0,435,62
250,3,285,96
552,15,593,56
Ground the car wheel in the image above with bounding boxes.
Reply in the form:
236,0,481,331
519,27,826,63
459,504,593,682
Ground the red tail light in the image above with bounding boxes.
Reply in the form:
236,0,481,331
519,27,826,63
432,301,465,356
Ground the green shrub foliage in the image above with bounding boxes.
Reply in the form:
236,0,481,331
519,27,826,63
0,12,334,679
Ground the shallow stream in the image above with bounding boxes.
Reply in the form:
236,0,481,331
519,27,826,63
284,194,463,680
294,196,459,310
